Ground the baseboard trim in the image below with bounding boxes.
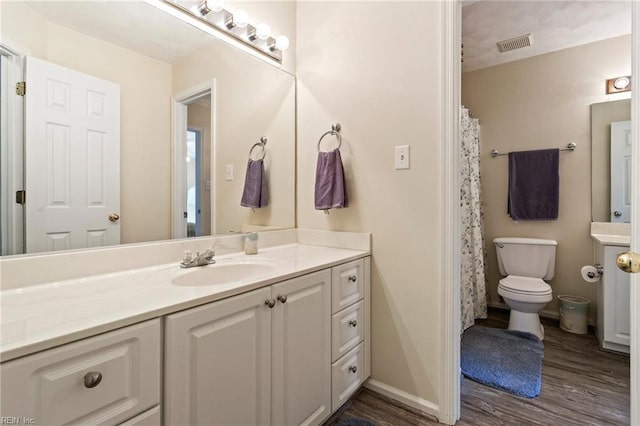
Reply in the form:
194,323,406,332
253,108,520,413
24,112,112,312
363,379,440,421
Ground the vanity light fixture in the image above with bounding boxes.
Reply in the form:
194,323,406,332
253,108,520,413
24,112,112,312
606,75,632,94
148,0,288,66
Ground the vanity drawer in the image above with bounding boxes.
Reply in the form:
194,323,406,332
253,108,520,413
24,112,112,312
332,300,364,362
0,319,160,425
118,406,160,425
331,342,364,411
332,259,364,314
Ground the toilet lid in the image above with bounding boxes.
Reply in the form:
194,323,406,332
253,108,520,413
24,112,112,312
499,275,551,294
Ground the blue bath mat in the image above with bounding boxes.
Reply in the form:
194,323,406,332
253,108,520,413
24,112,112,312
461,326,544,398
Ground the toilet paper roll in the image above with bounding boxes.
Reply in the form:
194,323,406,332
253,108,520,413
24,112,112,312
581,265,600,283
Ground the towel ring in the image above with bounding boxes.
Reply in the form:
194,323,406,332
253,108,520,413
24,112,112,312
317,123,342,152
249,137,267,160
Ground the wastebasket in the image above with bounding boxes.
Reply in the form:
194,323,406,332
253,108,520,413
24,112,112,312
557,295,590,334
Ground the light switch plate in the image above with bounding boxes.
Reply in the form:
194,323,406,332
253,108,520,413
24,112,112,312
395,145,410,170
225,165,233,181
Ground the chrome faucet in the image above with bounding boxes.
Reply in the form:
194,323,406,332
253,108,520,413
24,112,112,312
180,249,215,268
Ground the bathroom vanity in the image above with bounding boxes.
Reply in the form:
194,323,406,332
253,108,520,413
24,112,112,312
592,224,631,354
0,230,371,425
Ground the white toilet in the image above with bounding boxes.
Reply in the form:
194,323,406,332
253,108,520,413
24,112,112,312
494,237,557,340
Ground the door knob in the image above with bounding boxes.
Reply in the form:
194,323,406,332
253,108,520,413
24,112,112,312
613,211,623,217
108,213,120,222
616,252,640,274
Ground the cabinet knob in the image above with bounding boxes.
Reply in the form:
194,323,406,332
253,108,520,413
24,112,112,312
84,371,103,388
349,365,357,374
265,299,276,308
349,320,358,327
277,294,287,304
348,275,357,283
613,210,623,217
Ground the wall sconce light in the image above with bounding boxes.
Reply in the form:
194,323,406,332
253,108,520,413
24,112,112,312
155,0,289,65
606,76,632,94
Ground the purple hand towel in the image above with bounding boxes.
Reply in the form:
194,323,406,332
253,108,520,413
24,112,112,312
315,148,348,210
240,159,268,208
507,148,559,220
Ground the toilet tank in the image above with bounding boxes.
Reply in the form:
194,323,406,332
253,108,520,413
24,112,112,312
494,237,557,280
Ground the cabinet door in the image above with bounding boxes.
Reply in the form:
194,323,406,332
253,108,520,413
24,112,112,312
604,246,631,347
164,287,272,426
272,270,331,426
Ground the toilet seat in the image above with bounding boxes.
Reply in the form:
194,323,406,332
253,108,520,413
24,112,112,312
499,275,551,294
498,275,552,303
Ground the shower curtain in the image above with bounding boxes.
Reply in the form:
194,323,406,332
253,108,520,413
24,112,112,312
460,106,488,331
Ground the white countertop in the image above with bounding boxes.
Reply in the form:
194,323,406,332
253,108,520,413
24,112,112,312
591,234,631,247
0,243,369,362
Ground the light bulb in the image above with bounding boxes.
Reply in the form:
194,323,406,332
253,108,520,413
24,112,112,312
614,77,630,90
209,0,224,12
256,23,271,40
233,9,249,28
275,35,289,51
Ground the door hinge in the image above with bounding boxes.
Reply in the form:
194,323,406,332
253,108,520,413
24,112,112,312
16,81,26,96
16,190,26,204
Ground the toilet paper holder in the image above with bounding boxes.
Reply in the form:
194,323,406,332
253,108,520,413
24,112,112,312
587,264,604,279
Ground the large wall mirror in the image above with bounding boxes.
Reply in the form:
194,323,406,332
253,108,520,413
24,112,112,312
0,0,295,256
591,99,631,223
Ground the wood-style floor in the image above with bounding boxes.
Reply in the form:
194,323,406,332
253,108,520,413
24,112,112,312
324,309,630,426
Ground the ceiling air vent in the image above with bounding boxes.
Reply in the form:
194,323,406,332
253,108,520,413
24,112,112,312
496,33,533,53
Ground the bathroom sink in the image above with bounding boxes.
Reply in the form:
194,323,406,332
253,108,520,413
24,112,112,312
171,261,276,287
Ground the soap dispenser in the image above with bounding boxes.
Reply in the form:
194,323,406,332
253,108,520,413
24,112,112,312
244,232,258,255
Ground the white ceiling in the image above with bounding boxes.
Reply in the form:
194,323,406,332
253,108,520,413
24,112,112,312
462,1,632,72
26,1,219,63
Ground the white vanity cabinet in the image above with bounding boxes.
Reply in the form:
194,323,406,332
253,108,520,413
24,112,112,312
0,319,161,425
165,269,332,426
0,245,371,426
595,243,631,353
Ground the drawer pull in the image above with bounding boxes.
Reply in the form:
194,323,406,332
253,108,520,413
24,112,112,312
265,299,276,308
348,275,357,283
84,371,103,388
349,365,357,374
349,320,358,327
277,294,288,304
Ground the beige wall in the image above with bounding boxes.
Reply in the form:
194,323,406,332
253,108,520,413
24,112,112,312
2,2,173,245
187,102,213,236
297,1,443,406
462,35,631,318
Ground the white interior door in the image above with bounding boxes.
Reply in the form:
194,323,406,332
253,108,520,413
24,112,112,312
630,3,640,423
25,56,120,253
611,120,632,222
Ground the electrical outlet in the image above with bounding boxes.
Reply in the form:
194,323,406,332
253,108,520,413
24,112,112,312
225,165,233,181
395,145,410,170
